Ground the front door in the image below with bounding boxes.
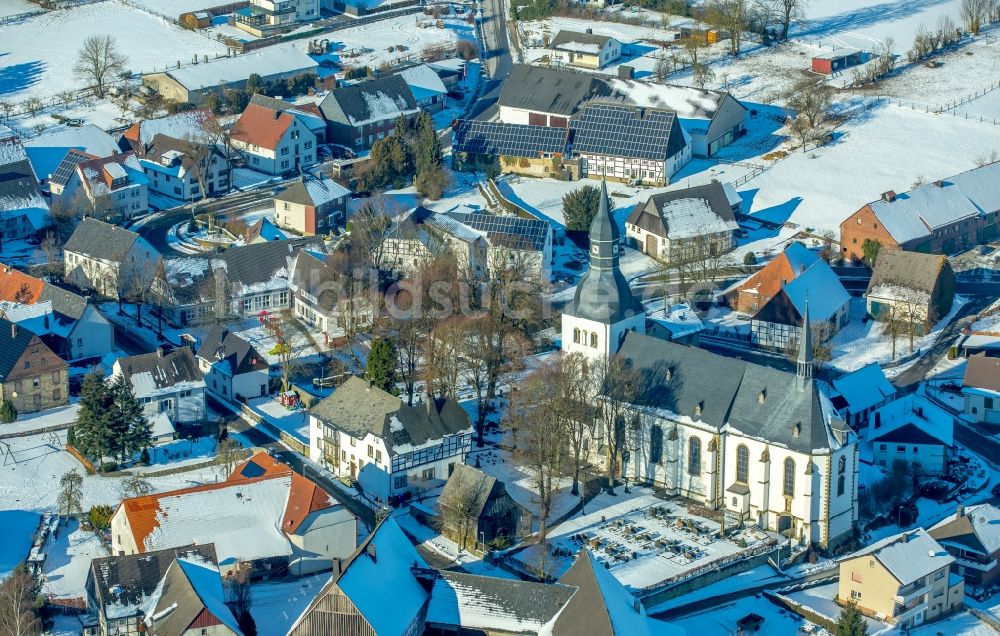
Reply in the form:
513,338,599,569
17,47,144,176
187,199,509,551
645,233,658,256
350,461,356,478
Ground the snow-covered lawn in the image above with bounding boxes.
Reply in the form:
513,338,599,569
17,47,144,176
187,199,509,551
42,520,107,600
0,510,39,579
511,487,774,589
0,0,227,102
126,0,225,16
781,581,893,633
247,396,310,446
0,0,39,18
250,572,330,636
878,35,1000,106
953,87,1000,121
646,563,789,614
673,593,828,635
910,610,1000,635
1,403,80,435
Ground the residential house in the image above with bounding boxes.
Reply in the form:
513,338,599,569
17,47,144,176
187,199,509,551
427,58,465,93
560,185,858,549
438,463,528,549
318,75,420,150
869,392,953,476
451,119,568,177
112,346,207,425
830,362,896,429
249,93,328,143
645,301,705,345
273,173,350,235
962,354,1000,425
308,375,474,501
239,217,287,245
382,206,489,279
230,102,317,176
0,142,49,243
837,528,963,628
22,124,119,188
445,205,554,281
725,242,821,315
930,503,1000,587
568,102,691,185
867,250,956,336
625,179,740,262
48,149,98,199
57,152,149,221
141,44,318,106
63,218,161,299
288,518,431,636
0,317,69,414
140,557,242,636
0,266,114,361
840,162,1000,261
123,111,229,201
497,65,747,158
235,0,320,35
110,451,358,576
749,259,850,350
289,249,373,346
195,326,270,403
549,29,622,69
156,237,321,326
396,64,449,112
83,544,219,636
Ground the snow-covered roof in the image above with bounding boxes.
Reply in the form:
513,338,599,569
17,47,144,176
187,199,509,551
831,363,895,414
847,528,953,585
133,111,214,147
779,261,850,321
646,302,705,340
397,64,448,102
868,162,1000,244
930,503,1000,556
0,141,28,165
140,475,295,565
869,392,954,446
148,413,176,439
658,196,739,239
814,48,860,60
22,125,118,180
276,175,350,208
166,45,318,91
606,80,731,121
174,558,242,634
427,572,575,633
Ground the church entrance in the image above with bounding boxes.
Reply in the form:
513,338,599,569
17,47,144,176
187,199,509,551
777,514,793,537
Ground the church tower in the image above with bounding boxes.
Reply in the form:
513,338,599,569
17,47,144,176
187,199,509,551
561,181,646,361
797,298,813,387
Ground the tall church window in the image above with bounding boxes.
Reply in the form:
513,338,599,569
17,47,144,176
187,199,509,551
736,445,749,484
590,332,598,348
783,457,795,497
573,328,580,344
650,425,663,464
688,437,701,475
837,455,847,496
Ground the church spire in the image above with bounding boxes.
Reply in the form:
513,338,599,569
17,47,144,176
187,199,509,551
587,180,620,271
797,296,813,386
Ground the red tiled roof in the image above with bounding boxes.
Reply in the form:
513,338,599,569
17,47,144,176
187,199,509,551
0,264,44,304
230,103,294,150
76,152,136,195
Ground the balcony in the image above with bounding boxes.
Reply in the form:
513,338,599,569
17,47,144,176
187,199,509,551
893,599,927,625
894,582,932,605
955,556,997,572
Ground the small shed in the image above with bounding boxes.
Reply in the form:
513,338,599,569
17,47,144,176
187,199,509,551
812,48,864,74
438,464,529,550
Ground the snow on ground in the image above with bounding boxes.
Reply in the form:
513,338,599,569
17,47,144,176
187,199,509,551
0,510,39,579
0,1,227,102
250,572,330,636
910,610,999,635
42,520,107,599
1,403,80,435
297,13,472,75
953,88,1000,121
878,35,1000,106
646,563,790,614
0,0,38,18
248,396,310,446
471,445,578,527
781,581,893,634
126,0,225,16
673,593,829,635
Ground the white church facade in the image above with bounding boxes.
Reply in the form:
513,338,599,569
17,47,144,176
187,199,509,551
561,182,859,550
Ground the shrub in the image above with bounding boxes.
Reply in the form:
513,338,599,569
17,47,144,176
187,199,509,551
743,251,757,266
88,505,114,530
139,447,150,465
0,399,17,423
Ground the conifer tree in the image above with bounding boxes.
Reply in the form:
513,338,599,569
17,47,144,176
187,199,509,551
108,374,150,463
73,372,112,467
836,599,868,636
366,337,399,395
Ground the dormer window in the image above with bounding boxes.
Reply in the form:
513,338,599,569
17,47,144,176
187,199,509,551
792,422,801,437
664,367,672,382
694,401,703,416
758,390,766,404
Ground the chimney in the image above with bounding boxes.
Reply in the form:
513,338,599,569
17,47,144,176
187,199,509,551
157,346,165,358
10,323,16,339
367,544,377,562
881,190,896,202
332,559,342,576
957,504,965,518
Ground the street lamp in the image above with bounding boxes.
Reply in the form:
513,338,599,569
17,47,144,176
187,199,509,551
622,449,631,494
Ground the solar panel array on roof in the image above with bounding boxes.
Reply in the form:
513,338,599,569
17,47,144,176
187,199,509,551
569,104,678,161
463,214,550,251
50,150,92,187
452,120,566,159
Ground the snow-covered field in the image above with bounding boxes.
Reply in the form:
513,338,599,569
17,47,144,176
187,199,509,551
0,0,227,101
0,0,38,18
42,521,107,599
673,593,828,635
125,0,224,16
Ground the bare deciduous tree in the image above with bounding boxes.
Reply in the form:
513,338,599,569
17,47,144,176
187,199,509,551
588,355,640,495
785,77,833,151
439,470,491,551
703,0,749,56
119,474,153,500
74,35,127,99
215,438,243,478
961,0,991,34
58,469,84,521
0,565,41,636
226,568,256,636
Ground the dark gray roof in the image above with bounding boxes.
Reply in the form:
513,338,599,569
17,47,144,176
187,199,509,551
86,545,218,619
617,332,836,453
196,326,267,375
0,317,35,381
439,463,502,519
567,181,643,323
569,103,686,162
64,218,140,262
871,422,949,446
38,284,89,321
221,236,322,287
311,375,471,454
458,211,551,252
452,119,567,159
49,149,93,188
626,180,737,237
145,558,241,636
550,29,615,50
291,250,340,313
431,571,576,628
0,157,41,200
117,346,202,392
867,250,950,296
499,64,612,117
319,75,417,126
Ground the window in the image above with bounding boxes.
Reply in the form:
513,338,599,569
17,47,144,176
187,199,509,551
879,444,887,451
305,140,313,149
281,147,289,156
350,437,356,446
421,467,435,481
590,332,598,348
736,445,749,483
52,371,60,382
284,202,291,211
281,160,289,169
688,437,701,475
23,361,29,370
342,450,347,461
783,457,795,497
252,157,259,165
650,425,663,464
53,388,61,401
850,590,861,600
376,450,382,462
394,475,408,489
367,445,374,458
838,474,846,496
573,327,580,344
896,445,905,452
32,378,40,388
986,397,995,409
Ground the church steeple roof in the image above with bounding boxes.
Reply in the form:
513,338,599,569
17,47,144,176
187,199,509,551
565,181,644,324
797,297,813,387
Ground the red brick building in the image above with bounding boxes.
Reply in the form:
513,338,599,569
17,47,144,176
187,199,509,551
725,242,820,314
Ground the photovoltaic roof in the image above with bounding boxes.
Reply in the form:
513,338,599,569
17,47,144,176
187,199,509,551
462,213,550,251
452,120,566,159
569,104,679,161
50,149,93,188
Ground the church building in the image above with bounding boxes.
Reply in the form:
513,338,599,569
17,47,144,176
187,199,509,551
561,182,859,550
